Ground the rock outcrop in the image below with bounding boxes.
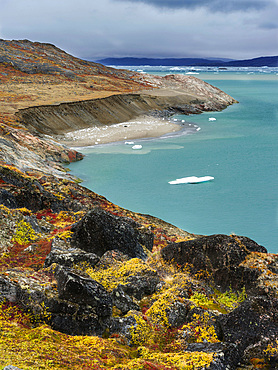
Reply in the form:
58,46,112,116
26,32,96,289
70,207,154,260
161,234,268,292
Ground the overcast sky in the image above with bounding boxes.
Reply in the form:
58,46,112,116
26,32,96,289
0,0,277,60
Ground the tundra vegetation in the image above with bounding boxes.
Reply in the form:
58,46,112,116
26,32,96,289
0,40,277,370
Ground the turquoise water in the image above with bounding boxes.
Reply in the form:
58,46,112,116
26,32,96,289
69,70,278,253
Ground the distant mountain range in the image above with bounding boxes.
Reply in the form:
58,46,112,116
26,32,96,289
96,56,278,67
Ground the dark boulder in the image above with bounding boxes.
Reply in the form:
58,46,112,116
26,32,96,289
215,296,278,367
44,237,100,269
0,275,17,303
186,342,241,370
122,274,160,300
0,189,17,208
217,296,278,345
109,315,137,344
70,208,154,260
161,234,267,291
44,249,100,269
54,265,112,317
112,285,140,315
1,267,113,336
167,300,192,328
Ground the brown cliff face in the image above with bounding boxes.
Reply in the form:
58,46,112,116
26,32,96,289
15,74,237,136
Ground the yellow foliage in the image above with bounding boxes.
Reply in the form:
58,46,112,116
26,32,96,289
181,313,220,344
140,350,214,369
264,339,278,358
146,290,176,327
86,258,156,291
12,219,41,246
190,288,247,313
127,311,153,346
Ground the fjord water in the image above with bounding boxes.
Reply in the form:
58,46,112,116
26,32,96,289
69,69,278,253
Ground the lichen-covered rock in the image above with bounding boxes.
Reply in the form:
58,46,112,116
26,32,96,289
122,274,161,300
216,296,278,367
166,300,192,328
44,236,100,268
70,208,153,259
217,296,278,343
44,248,100,269
112,285,140,315
1,266,114,336
54,265,112,316
0,275,17,302
161,234,267,292
109,315,137,345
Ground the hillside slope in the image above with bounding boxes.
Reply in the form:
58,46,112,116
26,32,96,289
0,40,277,370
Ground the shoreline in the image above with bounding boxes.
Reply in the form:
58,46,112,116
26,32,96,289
55,114,200,149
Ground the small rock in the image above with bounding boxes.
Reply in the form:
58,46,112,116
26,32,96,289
112,285,140,315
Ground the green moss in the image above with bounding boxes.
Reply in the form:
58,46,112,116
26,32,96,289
190,287,247,313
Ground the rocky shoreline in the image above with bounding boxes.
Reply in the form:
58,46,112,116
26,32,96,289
0,39,277,370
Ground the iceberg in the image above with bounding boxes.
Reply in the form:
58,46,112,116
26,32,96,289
209,117,216,121
132,144,143,150
169,176,214,184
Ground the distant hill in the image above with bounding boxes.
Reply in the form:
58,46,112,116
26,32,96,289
96,56,278,67
224,56,278,67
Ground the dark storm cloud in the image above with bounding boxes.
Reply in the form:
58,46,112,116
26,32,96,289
114,0,272,11
0,0,277,59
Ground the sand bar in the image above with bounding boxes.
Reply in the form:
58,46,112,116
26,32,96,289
56,115,191,148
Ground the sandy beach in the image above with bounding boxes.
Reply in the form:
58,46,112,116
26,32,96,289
56,115,188,148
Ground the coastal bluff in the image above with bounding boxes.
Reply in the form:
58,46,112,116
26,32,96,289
0,39,277,370
15,74,237,136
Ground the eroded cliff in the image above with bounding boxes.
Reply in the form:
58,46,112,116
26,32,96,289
16,74,237,136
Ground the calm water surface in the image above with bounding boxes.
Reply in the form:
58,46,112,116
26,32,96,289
69,70,278,253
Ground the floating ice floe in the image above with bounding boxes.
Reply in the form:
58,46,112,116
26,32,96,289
169,176,214,184
125,141,135,145
209,117,216,121
132,145,143,150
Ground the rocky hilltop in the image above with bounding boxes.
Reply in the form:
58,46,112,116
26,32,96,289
0,40,277,370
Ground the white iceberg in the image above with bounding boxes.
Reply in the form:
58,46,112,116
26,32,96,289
132,144,143,150
169,176,214,184
209,117,216,121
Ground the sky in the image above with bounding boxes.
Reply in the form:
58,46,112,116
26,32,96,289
0,0,277,60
